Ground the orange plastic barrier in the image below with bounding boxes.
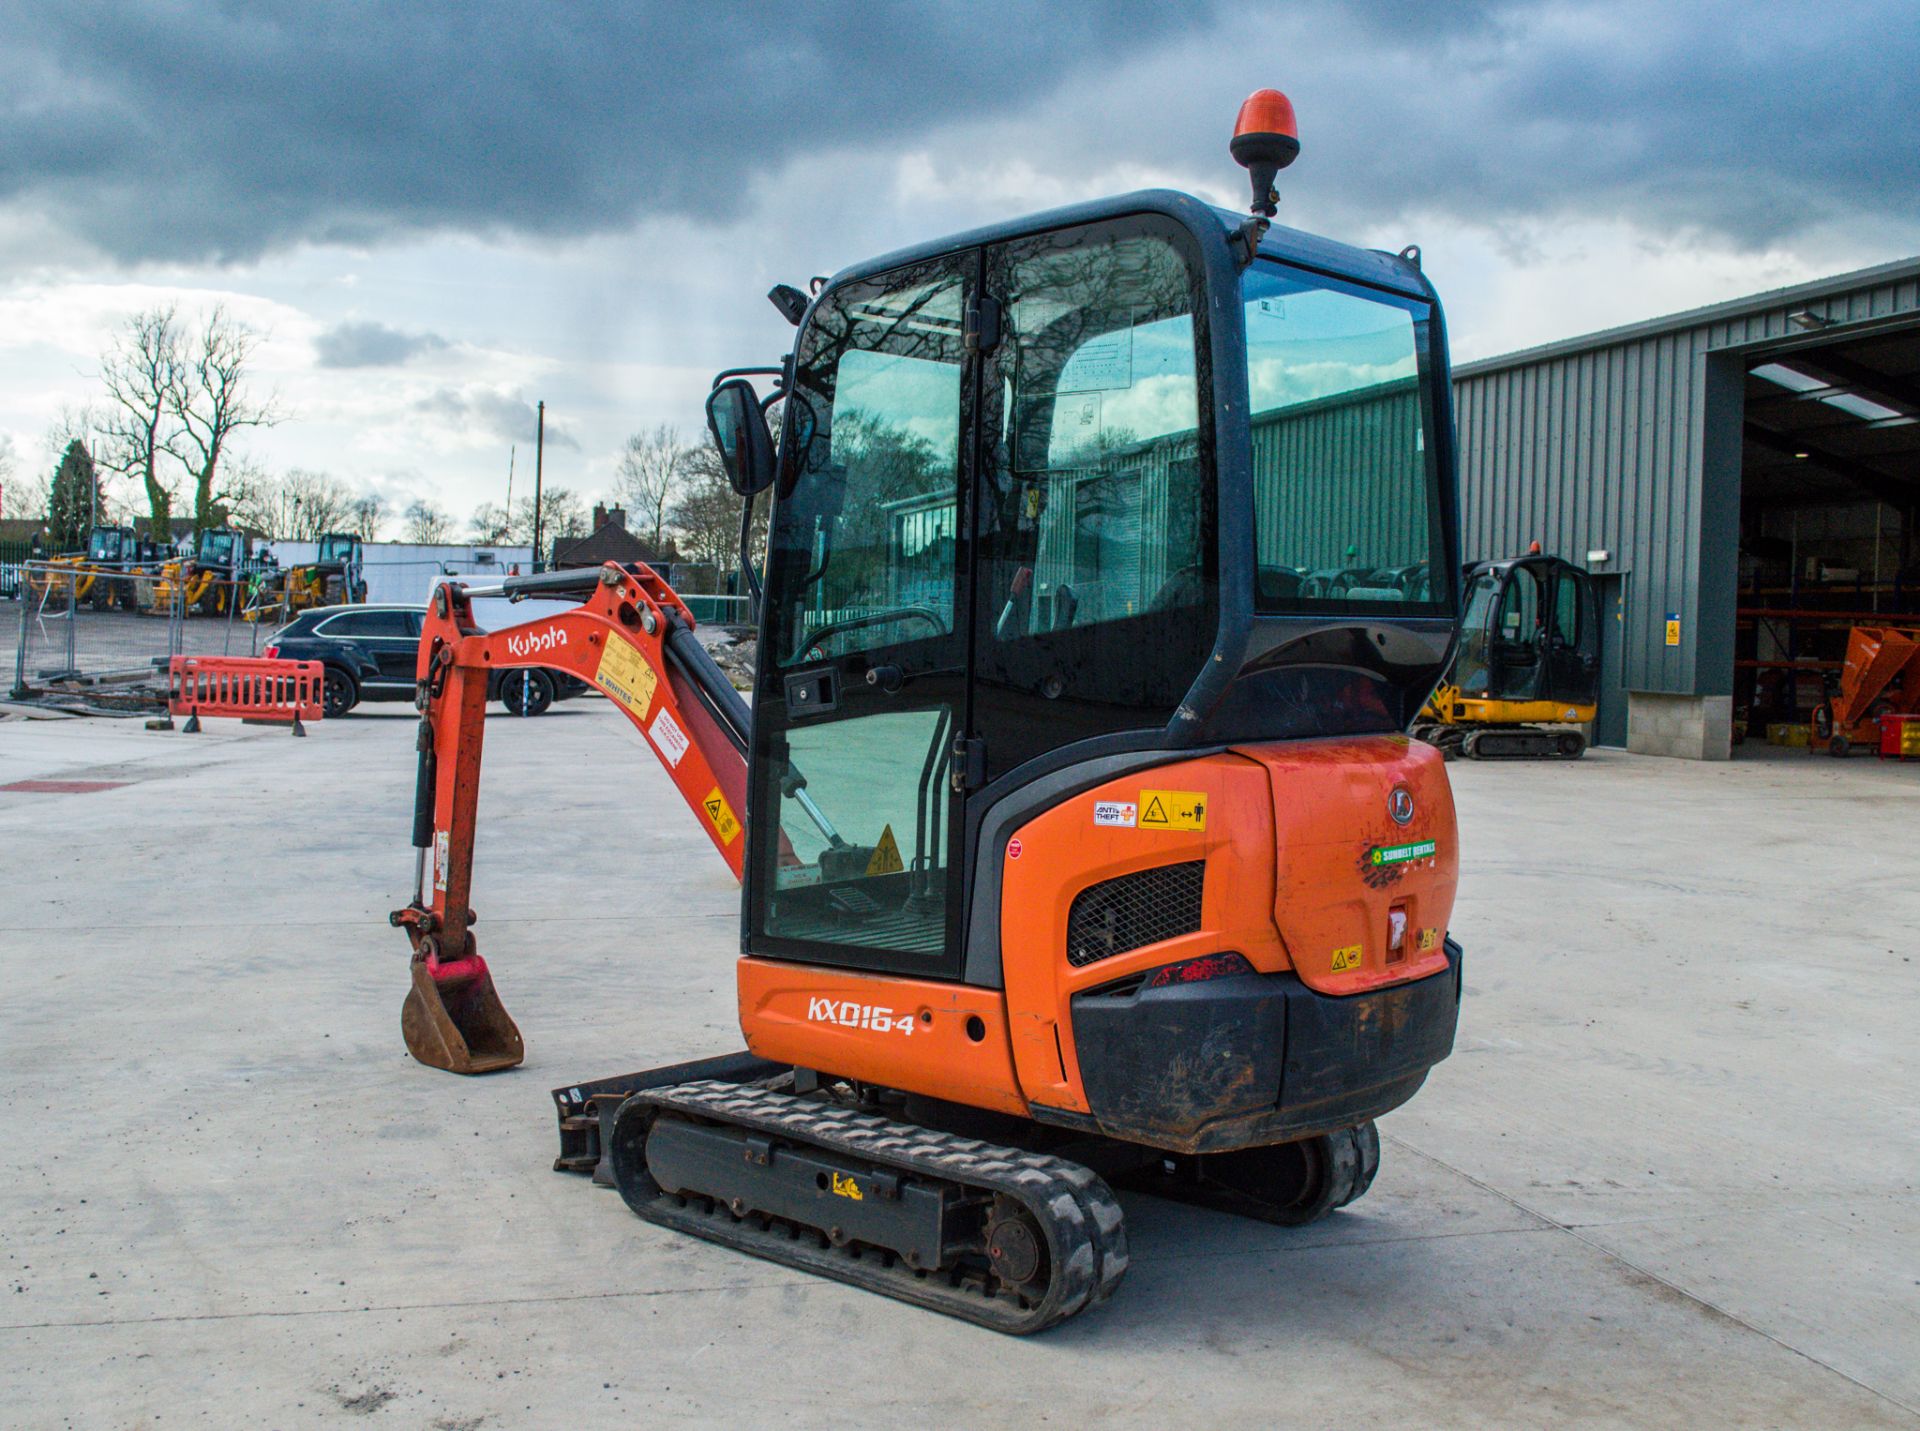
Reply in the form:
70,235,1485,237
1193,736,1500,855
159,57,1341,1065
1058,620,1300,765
168,655,324,736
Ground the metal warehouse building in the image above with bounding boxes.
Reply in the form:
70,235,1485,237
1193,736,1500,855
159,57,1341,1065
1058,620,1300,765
1453,255,1920,758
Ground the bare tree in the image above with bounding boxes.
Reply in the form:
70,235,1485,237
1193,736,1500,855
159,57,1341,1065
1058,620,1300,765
512,486,586,551
98,307,183,541
348,493,386,541
469,501,512,544
403,499,455,543
171,307,282,534
612,424,688,551
236,468,354,540
668,446,750,573
0,433,24,519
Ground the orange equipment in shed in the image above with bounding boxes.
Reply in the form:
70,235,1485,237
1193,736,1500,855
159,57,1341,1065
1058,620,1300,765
1812,624,1920,756
390,90,1469,1333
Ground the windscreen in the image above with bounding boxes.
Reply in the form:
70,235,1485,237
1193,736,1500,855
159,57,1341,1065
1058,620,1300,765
1243,262,1448,615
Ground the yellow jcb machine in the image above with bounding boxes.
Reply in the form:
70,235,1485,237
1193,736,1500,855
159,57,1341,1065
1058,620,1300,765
1414,549,1599,758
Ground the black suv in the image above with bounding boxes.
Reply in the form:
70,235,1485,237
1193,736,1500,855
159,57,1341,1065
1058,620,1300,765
265,604,588,718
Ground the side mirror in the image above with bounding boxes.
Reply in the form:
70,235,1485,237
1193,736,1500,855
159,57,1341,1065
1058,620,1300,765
705,378,775,497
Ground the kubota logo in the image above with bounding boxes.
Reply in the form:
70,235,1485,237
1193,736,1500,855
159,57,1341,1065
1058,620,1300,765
506,627,566,658
1387,785,1415,825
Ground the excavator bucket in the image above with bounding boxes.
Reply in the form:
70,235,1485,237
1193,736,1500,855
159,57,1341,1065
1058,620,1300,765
401,950,523,1074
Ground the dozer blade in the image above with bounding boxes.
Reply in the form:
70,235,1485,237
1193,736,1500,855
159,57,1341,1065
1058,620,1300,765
402,950,523,1074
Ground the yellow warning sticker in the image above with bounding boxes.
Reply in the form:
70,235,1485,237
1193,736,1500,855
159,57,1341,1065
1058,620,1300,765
864,824,904,877
1330,945,1363,972
1418,927,1440,952
830,1172,864,1201
1138,789,1208,831
701,787,742,845
595,636,658,719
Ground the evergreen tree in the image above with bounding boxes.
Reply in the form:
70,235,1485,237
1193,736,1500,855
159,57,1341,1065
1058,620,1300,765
45,439,99,552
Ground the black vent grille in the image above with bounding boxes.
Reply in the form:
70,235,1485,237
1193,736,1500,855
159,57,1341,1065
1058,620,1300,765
1066,862,1205,968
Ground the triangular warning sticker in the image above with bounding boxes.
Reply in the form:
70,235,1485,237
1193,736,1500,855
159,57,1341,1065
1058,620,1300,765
1141,796,1169,825
865,824,905,876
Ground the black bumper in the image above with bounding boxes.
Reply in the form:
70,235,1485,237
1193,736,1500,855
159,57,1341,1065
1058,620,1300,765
1060,940,1463,1153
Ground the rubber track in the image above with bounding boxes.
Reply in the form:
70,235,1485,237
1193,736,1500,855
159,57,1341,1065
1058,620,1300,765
616,1080,1128,1335
1463,729,1577,759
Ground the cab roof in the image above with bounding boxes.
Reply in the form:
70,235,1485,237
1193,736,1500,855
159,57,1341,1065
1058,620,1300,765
826,188,1427,302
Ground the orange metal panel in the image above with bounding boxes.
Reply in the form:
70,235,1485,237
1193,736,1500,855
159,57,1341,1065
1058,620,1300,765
997,753,1285,1114
1238,736,1458,997
737,958,1029,1116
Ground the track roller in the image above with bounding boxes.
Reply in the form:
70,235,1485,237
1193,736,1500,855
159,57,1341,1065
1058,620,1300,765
607,1079,1127,1335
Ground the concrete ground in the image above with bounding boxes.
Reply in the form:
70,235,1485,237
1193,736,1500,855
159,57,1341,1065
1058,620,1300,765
0,701,1914,1428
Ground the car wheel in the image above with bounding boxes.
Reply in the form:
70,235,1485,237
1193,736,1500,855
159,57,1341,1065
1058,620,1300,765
500,669,554,717
322,667,358,719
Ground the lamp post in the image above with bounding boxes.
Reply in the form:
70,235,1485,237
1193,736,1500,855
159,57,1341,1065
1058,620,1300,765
532,400,545,573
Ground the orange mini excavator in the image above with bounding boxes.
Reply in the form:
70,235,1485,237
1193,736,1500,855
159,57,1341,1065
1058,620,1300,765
392,91,1467,1333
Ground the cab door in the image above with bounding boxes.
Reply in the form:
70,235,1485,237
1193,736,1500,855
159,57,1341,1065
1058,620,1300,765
970,214,1217,784
1543,562,1600,708
1488,561,1546,702
745,251,979,980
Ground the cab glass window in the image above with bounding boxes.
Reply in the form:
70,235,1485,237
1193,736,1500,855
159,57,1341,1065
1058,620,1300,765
976,218,1212,745
772,262,966,669
1244,263,1446,613
1551,569,1580,644
1498,566,1541,648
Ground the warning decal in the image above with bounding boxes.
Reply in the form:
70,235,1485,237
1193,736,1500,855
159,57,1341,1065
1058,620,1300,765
1093,800,1137,828
596,636,659,720
1138,789,1208,831
864,824,905,876
701,786,742,845
1330,945,1363,972
649,707,691,767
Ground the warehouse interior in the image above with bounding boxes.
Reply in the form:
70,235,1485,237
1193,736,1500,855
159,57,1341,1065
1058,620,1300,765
1734,318,1920,745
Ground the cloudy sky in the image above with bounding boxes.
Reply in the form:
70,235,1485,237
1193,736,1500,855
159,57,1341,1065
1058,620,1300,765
1,0,1915,532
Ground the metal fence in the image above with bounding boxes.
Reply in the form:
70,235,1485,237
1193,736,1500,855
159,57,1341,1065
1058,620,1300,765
9,561,272,712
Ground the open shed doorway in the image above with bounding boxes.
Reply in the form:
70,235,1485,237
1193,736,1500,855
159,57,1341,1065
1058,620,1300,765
1733,319,1920,753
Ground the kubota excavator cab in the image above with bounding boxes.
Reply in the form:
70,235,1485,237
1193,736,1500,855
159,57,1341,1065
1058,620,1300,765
1416,552,1599,758
400,90,1470,1332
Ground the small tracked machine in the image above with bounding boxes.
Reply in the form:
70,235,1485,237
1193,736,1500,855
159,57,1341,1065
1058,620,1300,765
393,91,1468,1333
1414,549,1600,759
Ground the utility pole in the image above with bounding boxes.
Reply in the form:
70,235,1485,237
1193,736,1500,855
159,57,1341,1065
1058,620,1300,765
532,401,545,572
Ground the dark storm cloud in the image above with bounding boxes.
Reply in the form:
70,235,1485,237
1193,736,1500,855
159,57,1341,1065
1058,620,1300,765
1320,0,1920,246
416,389,580,450
0,0,1219,263
314,321,449,368
0,1,1911,264
1067,1,1920,251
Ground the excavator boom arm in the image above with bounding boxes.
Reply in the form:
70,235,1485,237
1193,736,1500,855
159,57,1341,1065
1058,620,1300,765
391,561,752,1073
